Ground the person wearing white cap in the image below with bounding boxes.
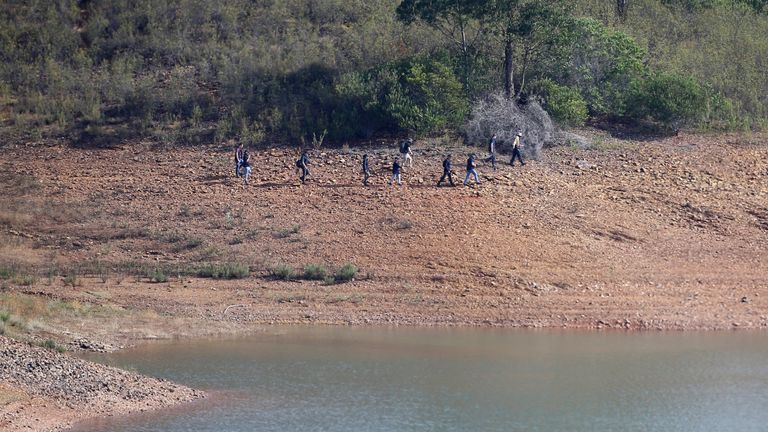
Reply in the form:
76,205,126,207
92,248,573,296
510,131,526,167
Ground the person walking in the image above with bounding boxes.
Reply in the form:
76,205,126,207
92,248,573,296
296,150,311,184
510,131,526,167
464,154,481,186
241,149,251,185
484,134,497,170
389,157,402,187
437,154,455,187
399,138,414,167
362,154,371,186
234,144,244,177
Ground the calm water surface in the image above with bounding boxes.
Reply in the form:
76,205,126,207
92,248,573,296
75,327,768,432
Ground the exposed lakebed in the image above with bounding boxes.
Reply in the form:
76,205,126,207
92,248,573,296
75,327,768,432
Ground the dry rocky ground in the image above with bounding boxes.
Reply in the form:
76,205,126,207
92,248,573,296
0,335,202,431
1,130,768,430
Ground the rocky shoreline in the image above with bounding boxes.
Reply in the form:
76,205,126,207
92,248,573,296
0,336,204,432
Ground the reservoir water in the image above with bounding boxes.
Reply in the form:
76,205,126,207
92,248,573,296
75,327,768,432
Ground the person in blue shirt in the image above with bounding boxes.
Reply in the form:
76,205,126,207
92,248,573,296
464,154,480,186
437,154,455,187
362,154,371,186
389,157,402,186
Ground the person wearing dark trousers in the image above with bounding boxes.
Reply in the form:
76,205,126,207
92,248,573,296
484,134,497,170
437,154,455,187
389,157,402,186
234,144,244,177
510,131,526,167
464,154,481,185
296,150,311,184
362,154,371,186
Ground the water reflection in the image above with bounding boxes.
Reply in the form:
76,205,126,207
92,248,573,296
77,328,768,432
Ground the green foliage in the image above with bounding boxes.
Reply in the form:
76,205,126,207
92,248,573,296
1,0,767,138
334,264,359,282
147,267,169,283
544,17,647,117
303,264,330,281
196,263,250,280
531,79,588,126
270,264,295,281
38,338,66,353
63,268,79,287
0,265,16,280
627,71,708,127
384,59,469,134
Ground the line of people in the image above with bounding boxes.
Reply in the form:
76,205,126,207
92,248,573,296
233,131,526,187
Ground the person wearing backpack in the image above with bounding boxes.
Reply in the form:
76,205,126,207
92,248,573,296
362,154,371,186
483,134,497,170
241,150,252,185
389,157,402,187
234,144,244,177
510,131,526,167
296,150,310,184
399,138,414,167
437,154,455,187
464,154,481,186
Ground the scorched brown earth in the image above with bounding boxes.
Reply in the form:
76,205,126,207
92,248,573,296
2,132,768,336
1,131,767,430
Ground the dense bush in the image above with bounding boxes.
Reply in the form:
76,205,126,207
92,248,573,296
1,0,767,141
530,80,588,126
627,71,708,128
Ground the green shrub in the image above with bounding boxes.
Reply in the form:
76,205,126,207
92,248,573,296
147,268,169,283
532,80,588,127
270,264,295,281
39,339,65,352
63,269,79,287
334,264,358,282
302,264,329,281
627,71,707,128
0,310,10,323
0,265,16,280
13,275,37,286
196,263,250,279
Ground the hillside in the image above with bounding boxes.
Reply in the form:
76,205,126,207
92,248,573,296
1,132,767,342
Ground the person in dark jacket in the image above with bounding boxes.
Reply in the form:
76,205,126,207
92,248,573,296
296,150,311,184
389,157,402,186
437,154,455,187
464,154,480,186
241,150,251,185
234,144,244,177
362,154,371,186
399,138,414,167
510,131,526,167
483,134,497,170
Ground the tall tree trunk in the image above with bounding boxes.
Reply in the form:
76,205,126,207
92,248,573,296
504,38,515,99
515,47,530,100
615,0,629,22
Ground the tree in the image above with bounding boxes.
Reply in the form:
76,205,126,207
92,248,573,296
397,0,573,100
485,0,573,99
396,0,489,93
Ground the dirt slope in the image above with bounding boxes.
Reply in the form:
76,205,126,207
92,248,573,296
1,131,767,337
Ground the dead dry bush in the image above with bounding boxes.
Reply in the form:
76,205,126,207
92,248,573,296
464,93,555,159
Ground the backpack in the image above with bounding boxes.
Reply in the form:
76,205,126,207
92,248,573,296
399,141,408,154
296,158,303,168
